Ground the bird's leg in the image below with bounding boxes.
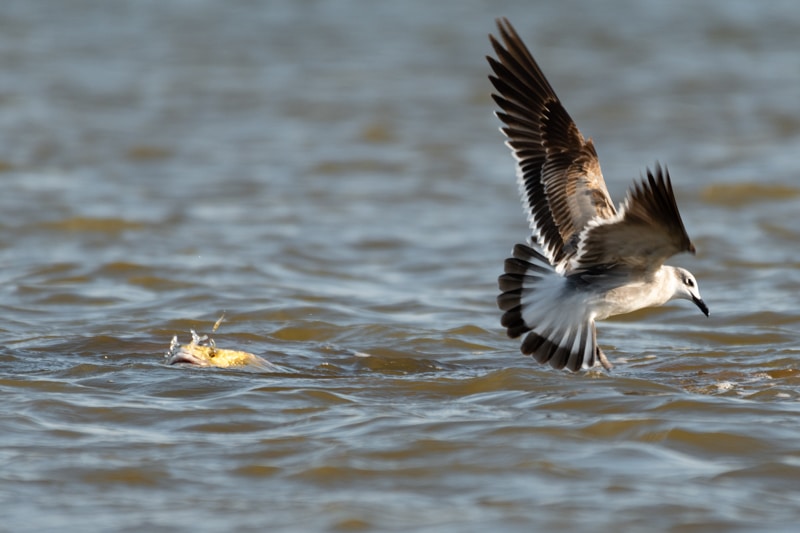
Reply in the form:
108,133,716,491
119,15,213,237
597,347,613,371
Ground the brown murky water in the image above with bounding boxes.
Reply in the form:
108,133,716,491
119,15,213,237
2,1,800,531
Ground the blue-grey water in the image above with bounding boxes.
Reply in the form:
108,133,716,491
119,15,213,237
2,1,800,531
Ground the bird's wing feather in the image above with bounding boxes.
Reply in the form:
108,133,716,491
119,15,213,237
488,18,616,268
575,165,695,271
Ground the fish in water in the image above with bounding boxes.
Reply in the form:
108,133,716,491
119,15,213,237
165,316,281,370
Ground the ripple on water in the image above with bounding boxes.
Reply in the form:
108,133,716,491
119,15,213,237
700,183,800,207
2,2,800,532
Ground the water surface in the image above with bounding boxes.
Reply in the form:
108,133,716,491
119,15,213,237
2,1,800,531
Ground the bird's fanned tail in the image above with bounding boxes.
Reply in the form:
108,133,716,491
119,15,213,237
497,244,611,371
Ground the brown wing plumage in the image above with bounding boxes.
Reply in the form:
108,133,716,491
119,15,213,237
576,165,695,271
487,18,616,267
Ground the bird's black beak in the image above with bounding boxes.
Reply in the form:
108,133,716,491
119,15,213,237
693,296,709,317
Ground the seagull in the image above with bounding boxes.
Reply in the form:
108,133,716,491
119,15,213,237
487,18,708,372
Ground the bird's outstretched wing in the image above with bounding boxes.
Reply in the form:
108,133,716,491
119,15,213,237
487,17,616,269
575,165,695,271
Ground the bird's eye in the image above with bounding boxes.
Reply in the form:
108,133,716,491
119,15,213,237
685,278,695,287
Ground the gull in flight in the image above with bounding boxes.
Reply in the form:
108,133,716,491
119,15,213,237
487,18,708,371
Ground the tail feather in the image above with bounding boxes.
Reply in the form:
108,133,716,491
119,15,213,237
518,320,598,372
496,244,552,338
498,243,609,371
